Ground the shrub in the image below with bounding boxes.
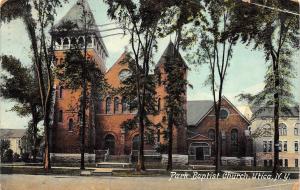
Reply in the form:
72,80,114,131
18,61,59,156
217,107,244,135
21,152,30,162
13,153,21,162
3,149,13,162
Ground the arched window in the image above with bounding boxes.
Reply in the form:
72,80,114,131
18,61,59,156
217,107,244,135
114,97,119,113
294,123,300,136
122,97,128,113
231,129,238,153
105,97,111,114
63,38,69,49
87,36,92,47
208,129,215,140
78,37,84,48
132,135,140,150
55,38,62,49
279,123,287,136
157,98,161,112
68,118,74,131
70,37,77,49
58,110,63,122
104,134,115,155
59,86,63,98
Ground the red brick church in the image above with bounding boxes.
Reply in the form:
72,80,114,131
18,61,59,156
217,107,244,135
50,0,252,162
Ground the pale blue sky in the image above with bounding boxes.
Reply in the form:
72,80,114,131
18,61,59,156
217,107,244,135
0,0,299,129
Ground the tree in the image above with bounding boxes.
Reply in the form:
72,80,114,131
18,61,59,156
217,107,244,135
0,55,43,162
104,0,170,172
117,53,159,157
55,15,109,169
163,41,188,171
184,0,241,173
234,0,299,176
0,140,10,162
1,0,64,170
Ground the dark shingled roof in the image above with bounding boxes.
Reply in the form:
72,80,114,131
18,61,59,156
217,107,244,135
51,0,108,56
52,0,95,30
187,100,214,126
155,41,188,68
251,106,299,118
0,129,26,139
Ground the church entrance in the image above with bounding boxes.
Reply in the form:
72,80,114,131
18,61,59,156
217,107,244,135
189,142,210,160
196,147,204,160
104,134,115,155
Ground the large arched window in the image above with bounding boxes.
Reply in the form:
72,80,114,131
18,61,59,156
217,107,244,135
70,37,77,49
114,97,119,113
208,129,215,140
279,123,287,136
105,97,111,114
68,118,74,131
104,134,115,155
231,129,238,153
132,135,140,150
59,86,63,98
58,110,63,122
122,97,128,113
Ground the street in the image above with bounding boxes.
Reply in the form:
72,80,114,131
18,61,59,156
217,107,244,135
0,174,298,190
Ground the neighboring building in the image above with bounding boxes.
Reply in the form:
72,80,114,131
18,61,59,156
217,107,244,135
0,129,26,154
250,106,300,167
186,97,252,162
50,0,187,159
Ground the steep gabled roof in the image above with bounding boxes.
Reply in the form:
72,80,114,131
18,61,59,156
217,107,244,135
187,100,214,126
187,96,251,126
52,0,95,30
0,129,26,139
155,41,188,69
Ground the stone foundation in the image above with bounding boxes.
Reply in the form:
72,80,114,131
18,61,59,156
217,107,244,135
221,157,254,166
50,153,95,163
161,154,189,165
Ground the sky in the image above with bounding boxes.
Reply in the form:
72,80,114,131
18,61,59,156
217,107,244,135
0,0,299,129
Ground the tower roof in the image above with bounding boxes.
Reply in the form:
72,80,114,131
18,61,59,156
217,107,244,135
155,41,188,69
52,0,96,31
50,0,108,56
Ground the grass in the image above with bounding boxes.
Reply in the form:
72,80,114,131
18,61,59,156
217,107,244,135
0,166,92,176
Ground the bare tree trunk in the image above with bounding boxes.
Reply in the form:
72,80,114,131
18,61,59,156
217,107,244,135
137,107,146,172
272,64,280,177
167,109,173,171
